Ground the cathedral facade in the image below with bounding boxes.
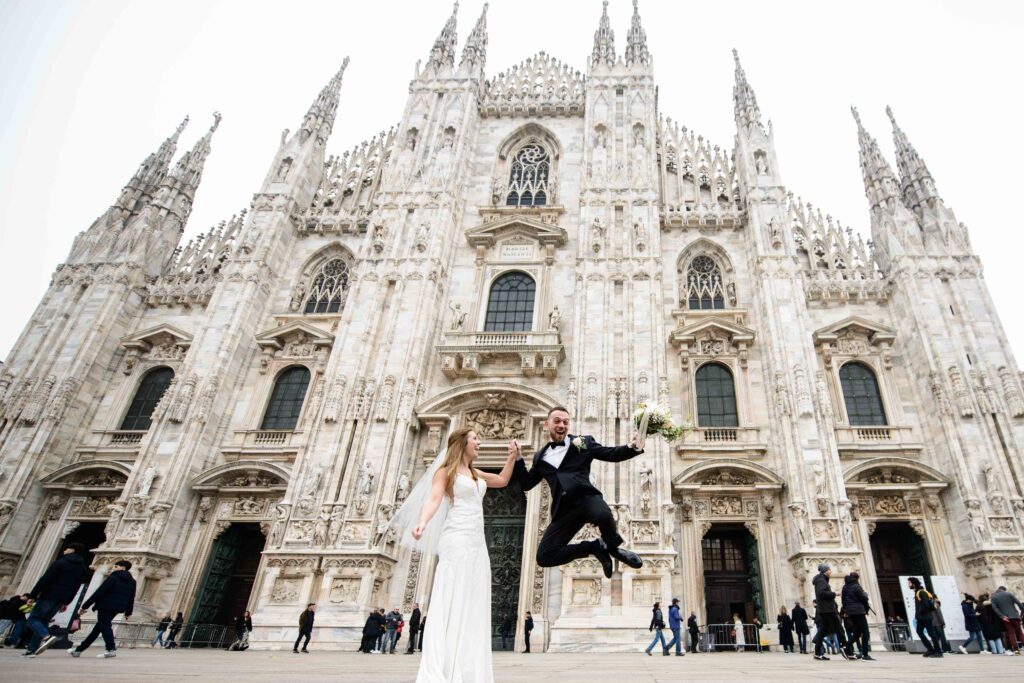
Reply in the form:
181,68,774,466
1,1,1022,651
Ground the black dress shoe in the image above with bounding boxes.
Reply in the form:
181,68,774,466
592,539,614,578
610,545,643,569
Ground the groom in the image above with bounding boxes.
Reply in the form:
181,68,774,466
513,406,644,578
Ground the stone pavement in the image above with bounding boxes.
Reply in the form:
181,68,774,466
1,648,1020,682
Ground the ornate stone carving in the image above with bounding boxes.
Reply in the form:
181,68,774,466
948,365,974,417
323,377,347,423
271,577,302,604
793,365,813,417
788,502,809,546
19,374,55,425
908,520,926,538
46,377,80,422
233,495,264,515
571,578,602,606
874,495,907,515
814,371,833,418
329,577,361,604
639,465,653,515
700,470,753,486
375,376,396,422
709,496,742,516
998,366,1024,418
584,374,598,421
774,371,792,416
168,373,197,423
0,502,16,535
355,461,375,514
373,503,395,546
813,519,839,541
630,520,659,544
464,406,526,440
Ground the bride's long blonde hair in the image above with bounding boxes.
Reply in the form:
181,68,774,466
441,427,478,500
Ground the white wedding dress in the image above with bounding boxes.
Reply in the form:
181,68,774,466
417,473,493,683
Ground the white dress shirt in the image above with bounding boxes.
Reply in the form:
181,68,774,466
542,436,570,469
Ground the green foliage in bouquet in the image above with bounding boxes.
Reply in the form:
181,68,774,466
633,402,692,443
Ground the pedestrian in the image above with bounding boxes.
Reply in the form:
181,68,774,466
907,577,942,657
0,594,28,647
979,593,1006,654
664,598,685,656
524,611,534,653
23,542,88,657
375,607,386,652
293,603,315,653
498,614,512,650
687,611,700,653
229,610,252,651
792,601,810,654
153,614,171,648
381,607,402,654
645,601,668,656
418,615,425,651
395,616,404,652
811,563,851,661
841,571,874,660
960,594,986,654
778,606,794,653
991,585,1024,655
360,610,380,653
732,613,745,652
405,603,421,654
164,612,184,648
68,559,136,659
933,598,953,653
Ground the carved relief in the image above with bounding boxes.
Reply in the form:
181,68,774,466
270,577,302,604
998,366,1024,418
329,577,361,604
948,365,974,417
571,578,602,606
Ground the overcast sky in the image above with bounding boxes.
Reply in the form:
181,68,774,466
1,0,1022,363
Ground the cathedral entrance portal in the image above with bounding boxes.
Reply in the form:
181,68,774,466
870,521,931,620
189,523,266,637
60,522,106,585
701,524,763,626
483,479,526,651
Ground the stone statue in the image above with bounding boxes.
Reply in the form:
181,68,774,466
289,280,306,311
356,461,375,514
396,472,411,504
303,465,324,499
639,465,653,514
136,466,157,496
449,303,467,332
547,306,562,332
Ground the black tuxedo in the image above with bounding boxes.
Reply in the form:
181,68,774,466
514,434,642,567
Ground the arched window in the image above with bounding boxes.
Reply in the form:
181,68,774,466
304,258,350,314
695,363,738,427
686,255,725,310
261,366,311,430
839,362,887,426
506,145,550,207
484,272,536,332
120,367,174,431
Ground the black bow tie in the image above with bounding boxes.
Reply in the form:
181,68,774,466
548,439,565,449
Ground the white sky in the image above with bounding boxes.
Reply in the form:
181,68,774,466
1,0,1022,363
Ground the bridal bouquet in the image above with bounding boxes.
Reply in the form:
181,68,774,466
633,402,691,444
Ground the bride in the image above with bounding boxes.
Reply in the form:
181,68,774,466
391,427,521,683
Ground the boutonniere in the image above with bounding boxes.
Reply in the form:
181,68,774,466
572,436,587,450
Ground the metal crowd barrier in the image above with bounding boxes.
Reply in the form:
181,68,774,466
68,620,234,650
882,623,911,652
702,623,763,652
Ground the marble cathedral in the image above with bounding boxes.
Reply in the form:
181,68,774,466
1,0,1022,651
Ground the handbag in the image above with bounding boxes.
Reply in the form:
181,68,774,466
69,617,82,634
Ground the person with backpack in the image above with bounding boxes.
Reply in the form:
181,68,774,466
68,559,137,659
644,601,668,656
908,577,942,657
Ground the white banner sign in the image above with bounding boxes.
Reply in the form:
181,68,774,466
50,585,85,629
931,575,968,640
898,575,926,639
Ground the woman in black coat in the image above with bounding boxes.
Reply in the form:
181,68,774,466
360,611,381,653
978,593,1006,654
230,611,252,651
791,602,810,654
777,606,795,653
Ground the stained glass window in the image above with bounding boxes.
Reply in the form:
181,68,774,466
304,258,350,314
506,145,550,207
120,367,174,430
839,362,887,426
687,255,726,310
484,272,536,332
695,363,739,427
260,366,311,430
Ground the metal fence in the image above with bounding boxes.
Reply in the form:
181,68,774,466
701,623,763,652
881,623,912,651
70,621,236,650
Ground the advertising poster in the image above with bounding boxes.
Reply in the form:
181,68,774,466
931,575,968,640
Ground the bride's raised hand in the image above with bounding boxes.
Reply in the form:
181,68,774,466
412,523,425,540
507,439,522,461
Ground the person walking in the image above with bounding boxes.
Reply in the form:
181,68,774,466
381,607,402,654
908,577,942,657
68,559,136,659
778,606,795,654
152,614,172,648
645,601,668,656
418,615,425,651
664,598,685,656
164,612,184,648
229,611,252,651
23,542,88,657
811,563,851,661
960,594,986,654
498,614,512,651
933,599,953,653
686,612,700,653
405,603,421,654
524,611,534,653
841,571,873,660
732,613,745,652
991,585,1024,655
293,603,315,653
792,602,810,654
375,608,386,653
0,594,28,647
979,593,1006,654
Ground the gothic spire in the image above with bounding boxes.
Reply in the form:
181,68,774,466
851,106,901,213
624,0,650,67
114,116,189,213
298,57,350,147
459,3,488,71
426,2,459,72
161,112,221,212
732,49,764,134
886,105,940,210
591,0,616,68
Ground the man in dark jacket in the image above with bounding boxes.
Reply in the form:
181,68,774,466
69,559,136,658
665,598,684,656
294,603,315,653
404,603,421,654
524,611,534,653
841,572,873,660
24,542,88,656
991,585,1024,654
908,577,942,657
686,612,700,653
811,563,851,660
792,602,810,654
0,594,28,646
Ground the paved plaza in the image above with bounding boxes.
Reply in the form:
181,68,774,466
1,648,1020,682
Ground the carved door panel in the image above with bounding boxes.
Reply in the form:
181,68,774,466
190,525,241,627
483,483,526,650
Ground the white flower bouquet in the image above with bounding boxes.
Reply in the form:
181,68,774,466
633,402,691,446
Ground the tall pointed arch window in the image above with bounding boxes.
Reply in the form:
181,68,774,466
120,367,174,431
260,366,311,430
484,272,536,332
695,363,738,427
686,255,726,310
839,362,887,426
506,145,550,207
304,258,350,314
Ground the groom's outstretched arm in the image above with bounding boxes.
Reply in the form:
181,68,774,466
587,436,643,463
514,458,544,491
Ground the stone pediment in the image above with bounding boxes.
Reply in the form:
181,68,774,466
672,459,784,491
669,317,756,351
120,324,193,354
191,461,291,493
255,320,334,354
41,460,131,491
466,211,568,249
812,316,896,346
